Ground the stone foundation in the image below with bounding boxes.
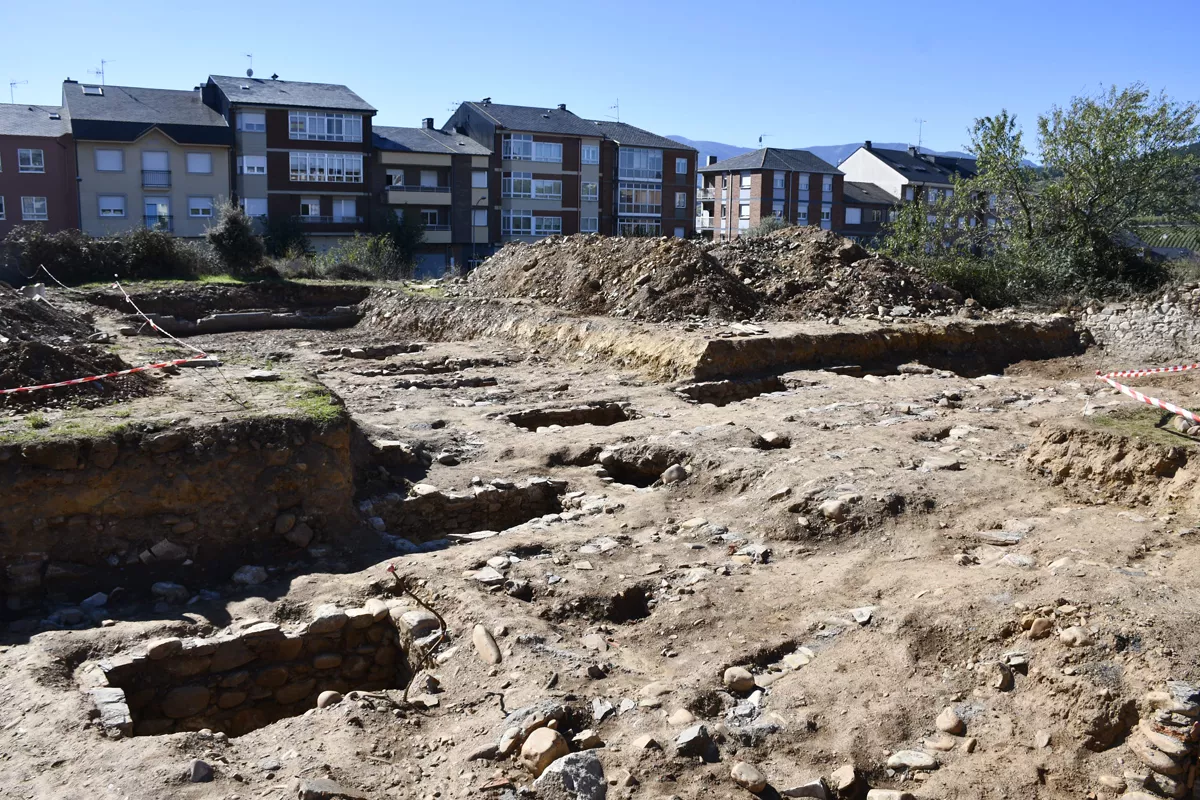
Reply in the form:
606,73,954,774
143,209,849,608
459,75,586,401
373,478,567,543
503,402,638,430
675,376,788,406
1080,286,1200,364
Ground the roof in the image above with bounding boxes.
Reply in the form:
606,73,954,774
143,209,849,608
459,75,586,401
0,104,70,138
457,101,602,137
207,75,375,112
589,120,695,151
699,147,841,175
62,82,232,145
854,145,977,184
374,126,491,155
843,181,899,206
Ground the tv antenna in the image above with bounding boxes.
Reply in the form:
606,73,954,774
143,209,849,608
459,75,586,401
606,99,619,122
913,117,927,151
758,133,772,146
89,59,113,85
9,79,27,104
245,54,253,78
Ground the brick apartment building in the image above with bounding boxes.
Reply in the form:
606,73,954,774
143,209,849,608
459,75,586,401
62,80,232,239
442,100,695,243
697,148,843,240
0,103,78,238
202,75,376,250
373,119,493,275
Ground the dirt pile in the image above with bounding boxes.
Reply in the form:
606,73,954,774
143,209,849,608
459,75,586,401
464,228,965,323
0,285,150,405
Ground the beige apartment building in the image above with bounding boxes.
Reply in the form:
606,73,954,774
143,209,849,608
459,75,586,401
62,80,232,238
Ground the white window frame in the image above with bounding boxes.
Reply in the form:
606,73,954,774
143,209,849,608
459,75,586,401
288,152,363,183
21,196,48,221
95,149,124,172
822,177,833,192
238,155,267,175
501,208,533,235
581,181,599,202
821,206,832,221
98,195,126,218
617,218,661,237
676,191,687,210
241,197,267,217
740,172,751,191
332,198,357,221
738,202,750,219
472,208,488,227
533,215,562,236
798,208,809,222
581,216,598,233
288,111,362,142
502,134,533,161
471,170,487,189
773,172,785,192
619,147,663,181
0,197,6,220
237,111,266,132
18,149,45,173
82,85,103,96
798,178,809,191
675,157,688,175
420,170,439,188
617,182,662,215
581,145,600,165
845,207,862,225
772,200,784,218
188,196,214,218
299,197,321,218
533,141,562,163
502,171,532,198
533,179,562,200
186,152,213,174
904,187,915,201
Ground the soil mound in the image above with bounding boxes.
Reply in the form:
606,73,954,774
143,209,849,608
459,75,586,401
465,228,963,322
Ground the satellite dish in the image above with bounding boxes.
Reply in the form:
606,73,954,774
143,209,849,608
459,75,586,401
246,68,254,78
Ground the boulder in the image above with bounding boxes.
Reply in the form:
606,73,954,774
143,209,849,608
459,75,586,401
519,727,570,777
532,750,607,800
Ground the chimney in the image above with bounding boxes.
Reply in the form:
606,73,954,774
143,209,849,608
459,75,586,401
706,155,718,166
557,103,567,111
864,140,872,150
421,117,434,129
908,145,918,157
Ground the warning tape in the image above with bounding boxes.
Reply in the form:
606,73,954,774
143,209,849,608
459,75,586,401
1096,363,1200,426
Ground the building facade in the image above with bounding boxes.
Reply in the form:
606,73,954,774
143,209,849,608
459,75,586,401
203,75,376,250
840,180,899,241
62,80,232,238
837,142,991,219
373,119,492,276
591,121,697,239
0,104,78,238
697,148,843,240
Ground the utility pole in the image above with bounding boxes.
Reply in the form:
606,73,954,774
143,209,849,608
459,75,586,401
9,79,27,104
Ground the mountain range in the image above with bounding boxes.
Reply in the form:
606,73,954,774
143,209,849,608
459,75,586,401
666,136,974,168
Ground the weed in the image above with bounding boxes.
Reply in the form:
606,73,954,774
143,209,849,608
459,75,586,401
26,413,50,430
285,386,344,426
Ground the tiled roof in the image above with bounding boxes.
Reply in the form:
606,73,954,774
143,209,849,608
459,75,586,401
374,126,491,155
0,104,70,137
843,181,900,205
857,146,977,183
63,82,232,145
460,101,601,137
699,147,842,175
208,75,375,112
589,120,696,150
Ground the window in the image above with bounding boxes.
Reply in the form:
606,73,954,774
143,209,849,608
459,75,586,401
675,157,688,175
773,172,785,193
721,174,728,188
822,177,833,192
988,193,997,210
533,142,562,163
98,195,126,217
927,188,939,203
582,145,599,165
845,207,862,225
503,134,533,160
82,85,103,96
472,209,488,227
21,197,48,221
617,182,662,214
472,170,487,189
188,197,214,218
385,170,404,186
238,155,266,175
617,219,661,236
300,197,320,217
676,192,687,209
738,203,750,219
238,112,266,132
740,172,751,191
502,172,532,198
18,149,44,173
533,179,562,200
870,209,882,222
95,149,124,172
798,208,808,222
772,200,784,218
333,198,356,221
420,208,441,227
798,177,809,191
945,189,954,199
674,227,685,238
534,215,562,236
581,217,598,233
821,207,831,221
420,170,439,188
186,153,212,174
242,198,267,217
720,203,726,218
501,209,533,235
288,152,363,183
0,197,4,220
904,187,914,201
288,111,362,142
582,182,599,202
987,217,997,229
619,148,663,180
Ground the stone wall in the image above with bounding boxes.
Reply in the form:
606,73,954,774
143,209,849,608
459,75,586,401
373,478,567,543
1,416,357,612
675,376,788,406
502,402,637,430
81,599,418,737
1079,285,1200,364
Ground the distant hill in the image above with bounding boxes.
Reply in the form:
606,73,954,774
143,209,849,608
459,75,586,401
667,135,973,168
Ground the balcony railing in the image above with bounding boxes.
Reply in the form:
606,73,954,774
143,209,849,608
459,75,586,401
142,169,171,188
423,224,451,231
696,219,715,231
386,184,451,193
696,189,716,201
300,215,364,224
144,214,173,231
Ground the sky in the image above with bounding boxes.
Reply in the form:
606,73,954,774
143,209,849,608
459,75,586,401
2,0,1196,154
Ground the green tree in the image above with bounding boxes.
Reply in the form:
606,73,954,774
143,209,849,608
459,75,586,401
206,201,265,275
746,215,791,237
263,214,312,258
374,208,425,271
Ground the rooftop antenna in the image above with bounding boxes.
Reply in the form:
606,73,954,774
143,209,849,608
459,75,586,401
606,99,619,122
913,117,927,151
758,133,772,146
88,59,113,86
9,79,27,105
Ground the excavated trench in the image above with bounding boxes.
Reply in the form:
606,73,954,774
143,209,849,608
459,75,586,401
504,402,639,431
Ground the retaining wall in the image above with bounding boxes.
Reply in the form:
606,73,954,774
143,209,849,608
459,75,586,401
1080,286,1200,365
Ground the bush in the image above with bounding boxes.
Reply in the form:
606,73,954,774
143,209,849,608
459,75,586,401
263,215,312,258
746,216,792,237
206,201,265,275
313,234,408,280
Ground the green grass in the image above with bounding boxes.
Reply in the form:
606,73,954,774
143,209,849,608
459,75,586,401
25,413,49,430
283,385,345,426
0,415,137,446
1088,404,1197,447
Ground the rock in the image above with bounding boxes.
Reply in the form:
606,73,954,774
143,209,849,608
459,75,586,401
963,737,978,753
922,455,962,471
573,729,603,749
760,431,790,449
582,633,608,652
819,499,848,521
309,605,348,634
1128,732,1187,775
398,609,441,639
88,687,132,736
293,777,368,800
674,724,711,757
81,592,108,608
149,539,189,561
162,685,211,718
1137,720,1191,757
1034,729,1052,749
532,750,607,800
473,624,502,665
885,750,938,771
724,666,755,692
631,734,661,750
1059,626,1092,647
473,566,506,586
1029,617,1054,639
274,513,297,534
150,581,189,603
592,698,616,723
317,690,342,708
661,464,688,484
830,764,859,796
146,637,183,660
519,727,570,777
285,522,315,548
779,778,830,798
188,759,213,783
232,565,268,586
668,708,695,726
245,369,281,382
731,761,768,793
865,792,914,800
851,606,875,625
936,705,965,734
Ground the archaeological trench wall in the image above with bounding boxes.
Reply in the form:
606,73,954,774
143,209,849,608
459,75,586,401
1079,286,1200,365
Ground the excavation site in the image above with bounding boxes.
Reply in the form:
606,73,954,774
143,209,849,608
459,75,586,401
2,228,1199,800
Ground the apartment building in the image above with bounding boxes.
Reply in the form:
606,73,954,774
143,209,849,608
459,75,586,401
442,100,696,242
202,75,376,249
0,104,78,238
373,119,492,275
840,180,899,241
837,141,988,216
62,80,232,238
697,148,843,240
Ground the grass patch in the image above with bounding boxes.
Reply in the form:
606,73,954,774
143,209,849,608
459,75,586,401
26,413,49,430
1088,404,1196,447
284,385,345,427
0,415,137,446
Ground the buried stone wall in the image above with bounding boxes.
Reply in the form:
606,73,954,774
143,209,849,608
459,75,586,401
1079,287,1200,365
372,478,568,543
80,600,417,737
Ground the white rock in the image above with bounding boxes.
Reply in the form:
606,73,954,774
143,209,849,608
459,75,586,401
885,750,938,770
472,623,502,665
723,666,755,692
731,761,768,792
231,565,267,586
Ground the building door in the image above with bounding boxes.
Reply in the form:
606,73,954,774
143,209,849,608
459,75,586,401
145,198,171,231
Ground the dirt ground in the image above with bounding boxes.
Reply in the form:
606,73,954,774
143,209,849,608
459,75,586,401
1,281,1198,800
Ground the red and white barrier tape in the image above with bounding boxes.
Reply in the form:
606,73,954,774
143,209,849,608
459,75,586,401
1096,363,1200,425
0,354,211,395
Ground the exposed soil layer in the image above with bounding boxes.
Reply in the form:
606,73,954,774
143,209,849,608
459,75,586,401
84,281,371,320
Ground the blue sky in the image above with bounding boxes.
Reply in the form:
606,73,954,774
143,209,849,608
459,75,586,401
3,0,1196,153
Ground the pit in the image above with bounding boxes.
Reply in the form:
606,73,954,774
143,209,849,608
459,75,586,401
504,402,639,431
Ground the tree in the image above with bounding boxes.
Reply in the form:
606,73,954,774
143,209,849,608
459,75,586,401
746,215,791,237
206,201,265,275
263,214,312,258
372,208,425,275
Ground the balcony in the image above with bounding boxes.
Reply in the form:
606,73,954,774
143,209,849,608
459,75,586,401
423,224,451,231
144,214,173,232
383,185,452,205
300,215,364,224
696,189,716,201
696,219,715,231
142,170,171,189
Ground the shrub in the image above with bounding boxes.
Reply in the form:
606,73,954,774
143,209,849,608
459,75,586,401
206,201,265,275
263,215,312,258
313,233,407,280
746,216,792,237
